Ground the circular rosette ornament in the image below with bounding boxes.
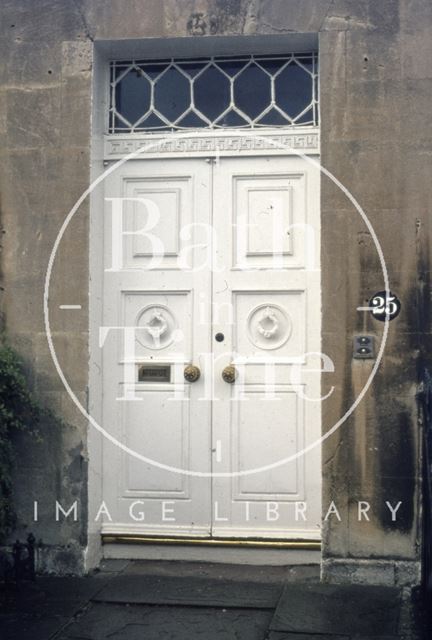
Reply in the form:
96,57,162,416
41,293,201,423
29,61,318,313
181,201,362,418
136,304,177,350
247,303,292,350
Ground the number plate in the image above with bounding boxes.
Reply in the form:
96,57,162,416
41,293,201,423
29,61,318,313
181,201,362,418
369,291,401,321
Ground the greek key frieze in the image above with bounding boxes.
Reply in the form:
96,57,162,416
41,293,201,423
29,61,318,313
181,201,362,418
105,133,319,159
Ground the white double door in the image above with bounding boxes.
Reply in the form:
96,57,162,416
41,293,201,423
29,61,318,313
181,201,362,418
101,153,321,540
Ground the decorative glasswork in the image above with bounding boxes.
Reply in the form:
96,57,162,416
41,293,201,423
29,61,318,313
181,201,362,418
109,53,318,132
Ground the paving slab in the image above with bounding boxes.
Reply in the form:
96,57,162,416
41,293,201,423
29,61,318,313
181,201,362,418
270,583,401,636
349,637,401,640
266,633,349,640
93,572,282,608
1,576,111,615
266,634,400,640
0,575,113,639
97,558,131,574
0,613,70,640
285,565,320,583
56,602,273,640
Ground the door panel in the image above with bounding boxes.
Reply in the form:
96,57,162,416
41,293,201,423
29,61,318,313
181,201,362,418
102,159,212,537
211,156,321,539
121,388,191,496
123,177,189,269
231,387,302,499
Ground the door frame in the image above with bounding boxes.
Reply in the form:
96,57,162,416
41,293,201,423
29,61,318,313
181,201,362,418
87,35,321,570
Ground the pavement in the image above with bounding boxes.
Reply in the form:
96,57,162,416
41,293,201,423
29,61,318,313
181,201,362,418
0,559,430,639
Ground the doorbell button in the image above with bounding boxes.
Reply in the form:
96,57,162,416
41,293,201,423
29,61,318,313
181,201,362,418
353,335,375,359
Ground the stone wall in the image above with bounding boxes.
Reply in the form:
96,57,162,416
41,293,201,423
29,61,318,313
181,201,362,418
0,0,430,580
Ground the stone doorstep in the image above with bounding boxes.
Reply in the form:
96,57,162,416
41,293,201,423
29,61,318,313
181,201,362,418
115,559,320,582
91,573,284,608
90,560,319,609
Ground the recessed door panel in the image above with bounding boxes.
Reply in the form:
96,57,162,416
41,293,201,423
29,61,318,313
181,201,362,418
232,388,303,499
121,291,192,358
122,177,191,269
121,389,191,497
233,290,306,362
233,172,307,269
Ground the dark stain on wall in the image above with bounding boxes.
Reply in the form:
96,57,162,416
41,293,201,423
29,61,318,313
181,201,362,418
377,408,415,534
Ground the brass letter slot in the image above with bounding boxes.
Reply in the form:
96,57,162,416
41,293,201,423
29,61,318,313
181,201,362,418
138,364,171,383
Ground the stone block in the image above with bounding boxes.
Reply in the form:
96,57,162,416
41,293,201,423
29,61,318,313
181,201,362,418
322,77,402,144
400,79,432,148
321,0,369,31
321,139,403,211
0,41,62,87
345,30,401,83
0,0,86,42
322,0,399,33
84,0,165,40
60,77,92,148
257,0,333,34
33,330,89,392
164,0,258,37
62,41,92,78
319,30,347,96
322,557,421,587
400,0,432,36
6,86,61,149
401,28,432,79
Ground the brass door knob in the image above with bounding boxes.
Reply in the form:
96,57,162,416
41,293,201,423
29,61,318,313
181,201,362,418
184,364,201,382
222,365,237,384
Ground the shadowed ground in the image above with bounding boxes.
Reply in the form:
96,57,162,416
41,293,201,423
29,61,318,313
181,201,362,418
0,560,429,639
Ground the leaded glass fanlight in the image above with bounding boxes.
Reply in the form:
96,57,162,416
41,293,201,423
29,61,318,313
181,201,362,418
109,53,318,133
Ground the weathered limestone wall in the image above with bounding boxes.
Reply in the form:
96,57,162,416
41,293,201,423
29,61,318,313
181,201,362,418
0,0,430,580
0,2,93,574
319,0,431,586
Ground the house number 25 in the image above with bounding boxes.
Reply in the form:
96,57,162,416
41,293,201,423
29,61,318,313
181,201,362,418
370,291,401,321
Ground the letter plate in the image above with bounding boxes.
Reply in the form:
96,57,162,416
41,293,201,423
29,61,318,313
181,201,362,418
138,364,171,383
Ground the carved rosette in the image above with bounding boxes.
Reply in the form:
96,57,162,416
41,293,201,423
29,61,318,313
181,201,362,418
136,304,177,350
247,303,292,350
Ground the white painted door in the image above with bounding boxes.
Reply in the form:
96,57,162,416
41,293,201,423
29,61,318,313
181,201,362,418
211,156,321,539
101,152,321,540
101,158,213,537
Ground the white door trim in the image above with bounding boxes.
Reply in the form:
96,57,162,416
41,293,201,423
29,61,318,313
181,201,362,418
103,127,319,161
